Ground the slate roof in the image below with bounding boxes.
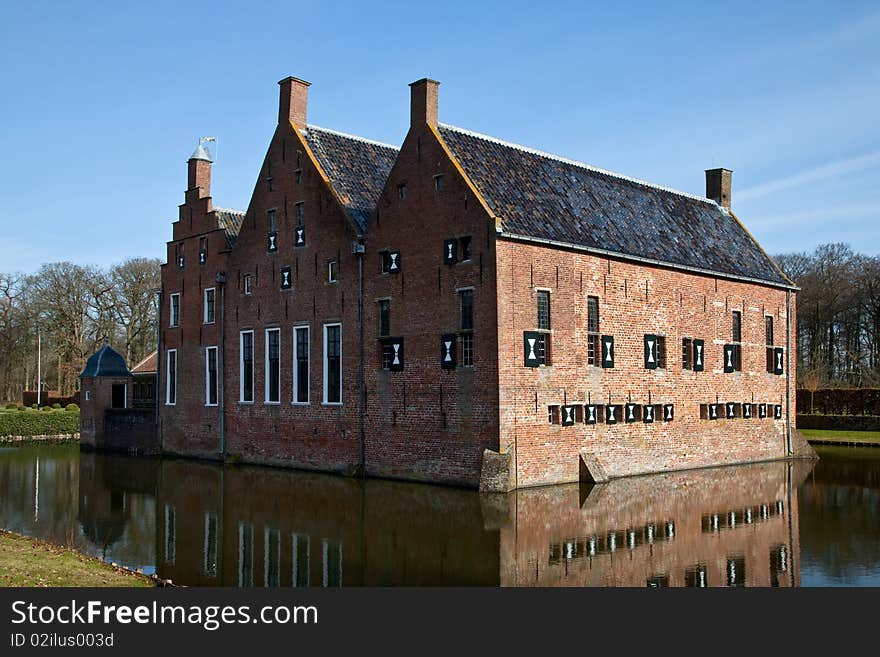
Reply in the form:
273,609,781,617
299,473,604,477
301,125,398,233
214,207,245,247
437,124,790,286
80,344,131,378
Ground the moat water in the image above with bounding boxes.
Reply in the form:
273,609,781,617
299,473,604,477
0,443,877,586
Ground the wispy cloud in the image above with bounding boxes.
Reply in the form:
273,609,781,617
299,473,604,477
737,151,880,202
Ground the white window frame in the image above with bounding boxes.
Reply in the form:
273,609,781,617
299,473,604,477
265,327,281,405
328,259,338,283
169,293,180,328
165,349,177,406
203,287,216,325
323,322,342,405
84,390,91,402
293,325,310,405
239,330,254,403
205,346,219,406
243,273,253,296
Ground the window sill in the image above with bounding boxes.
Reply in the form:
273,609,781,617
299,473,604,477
292,401,310,406
264,401,281,406
322,402,343,407
205,403,218,407
164,403,176,407
238,400,254,405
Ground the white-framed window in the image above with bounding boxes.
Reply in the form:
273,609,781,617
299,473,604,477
84,390,91,402
204,287,216,324
243,273,253,296
327,259,338,283
293,325,310,404
265,327,281,404
323,323,342,405
169,293,180,327
292,532,310,587
264,527,281,587
240,331,254,403
165,349,177,405
205,346,218,406
322,538,343,587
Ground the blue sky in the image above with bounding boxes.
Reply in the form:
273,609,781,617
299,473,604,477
1,0,878,273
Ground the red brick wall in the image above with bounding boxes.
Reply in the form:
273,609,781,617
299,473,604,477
221,119,361,473
362,124,500,487
80,376,132,448
495,238,796,487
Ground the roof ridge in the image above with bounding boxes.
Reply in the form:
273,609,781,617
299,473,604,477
213,206,246,215
438,122,718,207
132,350,157,372
304,124,399,151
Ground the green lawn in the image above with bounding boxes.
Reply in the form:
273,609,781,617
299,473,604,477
0,530,153,587
800,429,880,445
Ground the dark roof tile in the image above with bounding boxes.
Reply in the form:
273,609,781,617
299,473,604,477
438,124,788,286
301,126,398,233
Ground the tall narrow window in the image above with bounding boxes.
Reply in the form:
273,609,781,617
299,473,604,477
176,243,185,269
535,290,551,365
295,202,304,226
322,539,343,587
205,346,218,406
459,289,474,367
765,316,775,373
459,236,472,261
243,274,253,296
169,293,180,327
656,335,667,369
267,209,277,233
204,288,216,324
732,311,743,371
199,237,208,264
265,328,281,404
324,323,342,404
378,300,390,337
586,296,600,365
397,183,407,200
264,528,281,587
327,259,338,283
164,505,176,564
240,331,254,403
166,349,177,405
294,326,309,404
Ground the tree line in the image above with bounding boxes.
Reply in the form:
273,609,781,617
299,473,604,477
0,259,160,401
774,243,880,389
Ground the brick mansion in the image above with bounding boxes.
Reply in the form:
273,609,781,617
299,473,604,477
79,75,813,491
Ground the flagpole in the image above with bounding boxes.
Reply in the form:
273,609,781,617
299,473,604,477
36,331,41,406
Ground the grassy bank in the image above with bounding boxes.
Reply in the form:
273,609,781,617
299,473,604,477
0,530,153,587
0,407,79,438
800,429,880,445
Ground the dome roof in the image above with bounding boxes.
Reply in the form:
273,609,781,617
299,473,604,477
80,344,132,378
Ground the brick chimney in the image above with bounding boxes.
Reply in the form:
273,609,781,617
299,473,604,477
187,141,212,195
278,76,310,127
705,168,732,209
409,78,440,128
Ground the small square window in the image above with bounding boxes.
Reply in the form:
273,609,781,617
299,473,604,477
398,183,407,200
548,405,561,425
328,259,338,283
434,174,444,191
243,274,253,296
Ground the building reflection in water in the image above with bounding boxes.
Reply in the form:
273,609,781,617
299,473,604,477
0,444,813,587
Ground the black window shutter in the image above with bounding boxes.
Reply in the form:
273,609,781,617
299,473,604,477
723,345,736,373
585,404,598,425
743,403,752,419
441,334,457,369
295,226,305,247
523,331,542,367
759,403,767,419
644,334,658,369
389,338,404,371
268,232,278,252
774,405,782,419
625,403,639,423
601,335,615,368
443,239,458,264
774,347,784,375
280,266,292,290
663,404,674,422
387,251,401,273
605,405,619,424
709,404,720,420
692,339,705,371
561,405,576,426
726,402,736,419
642,404,655,423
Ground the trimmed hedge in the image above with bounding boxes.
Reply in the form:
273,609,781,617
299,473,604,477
0,409,79,437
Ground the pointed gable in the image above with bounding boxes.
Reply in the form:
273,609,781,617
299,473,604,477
300,126,398,233
437,124,790,286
